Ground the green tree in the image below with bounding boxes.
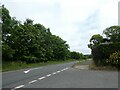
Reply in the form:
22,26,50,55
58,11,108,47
2,6,71,63
88,34,103,49
52,35,70,60
70,51,84,60
103,26,120,42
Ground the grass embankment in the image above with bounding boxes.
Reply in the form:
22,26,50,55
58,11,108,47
2,59,77,72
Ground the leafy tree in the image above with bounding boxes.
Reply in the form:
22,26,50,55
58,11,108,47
70,51,84,60
52,35,70,60
103,26,120,42
88,34,103,49
2,6,71,63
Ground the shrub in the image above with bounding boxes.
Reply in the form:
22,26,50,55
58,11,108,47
92,42,120,66
108,51,120,66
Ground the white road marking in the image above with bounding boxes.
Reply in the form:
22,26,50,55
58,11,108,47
13,67,70,89
14,85,24,89
46,74,52,77
52,72,57,75
24,67,43,74
38,76,46,80
63,67,69,70
24,70,30,74
60,69,65,72
57,71,60,73
28,80,37,84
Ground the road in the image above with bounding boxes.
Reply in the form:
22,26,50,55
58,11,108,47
2,60,118,89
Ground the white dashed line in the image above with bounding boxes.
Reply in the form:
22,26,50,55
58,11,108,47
28,80,37,84
14,85,24,89
60,69,64,72
46,74,52,77
63,67,69,70
52,72,57,75
57,71,60,73
38,76,46,80
13,67,70,89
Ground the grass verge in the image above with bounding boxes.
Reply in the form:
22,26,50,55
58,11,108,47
89,61,118,71
2,59,77,72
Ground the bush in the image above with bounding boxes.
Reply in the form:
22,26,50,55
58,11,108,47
108,51,120,66
92,42,120,66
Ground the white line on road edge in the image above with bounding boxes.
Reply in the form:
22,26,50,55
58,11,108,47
38,76,46,80
13,85,24,90
28,80,37,84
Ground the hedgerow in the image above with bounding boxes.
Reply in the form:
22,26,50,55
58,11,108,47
92,42,120,66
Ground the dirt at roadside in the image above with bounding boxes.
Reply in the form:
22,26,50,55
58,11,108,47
72,60,93,70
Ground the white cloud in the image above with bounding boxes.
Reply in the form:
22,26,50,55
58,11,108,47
1,0,119,54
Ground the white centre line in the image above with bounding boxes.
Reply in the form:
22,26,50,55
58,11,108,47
13,67,70,90
46,74,52,77
13,85,24,89
52,72,57,75
57,71,61,73
60,69,65,72
28,80,37,84
38,76,46,80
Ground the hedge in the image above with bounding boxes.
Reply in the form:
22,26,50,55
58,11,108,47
92,42,120,66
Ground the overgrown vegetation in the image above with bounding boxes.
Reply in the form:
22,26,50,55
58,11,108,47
88,25,120,69
92,42,120,66
108,51,120,66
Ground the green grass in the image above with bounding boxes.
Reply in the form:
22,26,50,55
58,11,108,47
2,59,77,72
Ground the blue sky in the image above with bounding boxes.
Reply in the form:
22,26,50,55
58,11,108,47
1,0,119,54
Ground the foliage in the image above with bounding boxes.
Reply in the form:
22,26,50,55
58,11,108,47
108,51,120,66
2,6,70,63
92,43,120,66
70,51,85,60
103,26,120,42
88,34,103,49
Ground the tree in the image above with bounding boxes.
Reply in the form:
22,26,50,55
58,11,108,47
2,6,71,63
88,34,103,49
70,51,84,60
52,35,70,60
103,26,120,42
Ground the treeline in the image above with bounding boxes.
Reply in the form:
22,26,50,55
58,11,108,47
88,26,120,67
1,6,86,63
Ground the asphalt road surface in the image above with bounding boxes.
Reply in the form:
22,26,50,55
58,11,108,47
2,60,118,89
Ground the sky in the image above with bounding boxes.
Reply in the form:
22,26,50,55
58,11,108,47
1,0,119,54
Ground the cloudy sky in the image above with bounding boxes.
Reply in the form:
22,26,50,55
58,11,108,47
1,0,119,54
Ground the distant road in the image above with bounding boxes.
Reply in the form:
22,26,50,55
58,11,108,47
2,60,118,89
